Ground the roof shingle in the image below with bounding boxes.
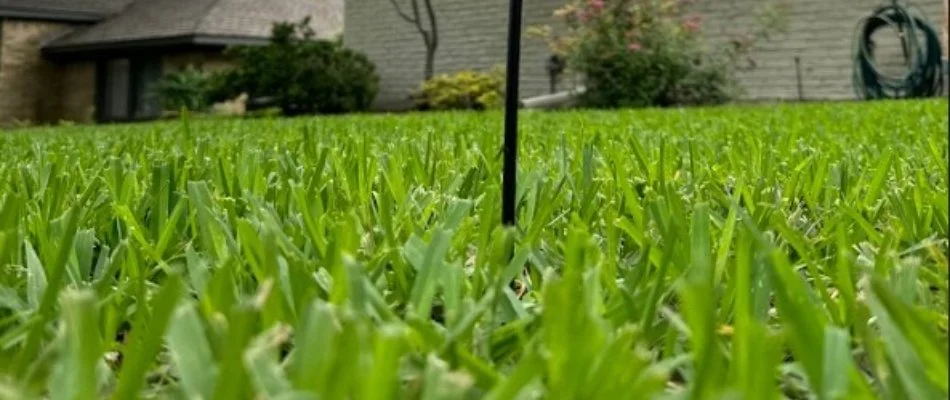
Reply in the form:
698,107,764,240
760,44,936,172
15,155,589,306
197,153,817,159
0,0,133,18
42,0,341,51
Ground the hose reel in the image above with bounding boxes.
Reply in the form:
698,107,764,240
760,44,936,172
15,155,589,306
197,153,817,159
852,1,945,100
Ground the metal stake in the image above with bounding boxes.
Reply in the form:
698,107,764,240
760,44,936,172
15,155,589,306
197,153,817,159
795,56,804,101
503,0,523,227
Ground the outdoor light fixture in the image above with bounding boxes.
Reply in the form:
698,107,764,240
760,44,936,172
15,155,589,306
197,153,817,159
547,54,566,94
502,0,523,227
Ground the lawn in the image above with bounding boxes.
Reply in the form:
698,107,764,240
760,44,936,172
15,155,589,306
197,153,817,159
0,100,947,399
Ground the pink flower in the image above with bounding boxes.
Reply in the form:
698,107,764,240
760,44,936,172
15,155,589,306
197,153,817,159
682,20,700,32
628,42,642,52
588,0,605,11
681,13,704,32
575,9,589,23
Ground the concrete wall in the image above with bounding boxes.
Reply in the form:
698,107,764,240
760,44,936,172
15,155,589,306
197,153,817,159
344,0,946,108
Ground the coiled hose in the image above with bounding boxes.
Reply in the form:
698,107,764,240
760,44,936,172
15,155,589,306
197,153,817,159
852,2,945,99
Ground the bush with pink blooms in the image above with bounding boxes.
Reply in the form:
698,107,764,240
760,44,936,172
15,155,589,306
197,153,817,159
529,0,786,108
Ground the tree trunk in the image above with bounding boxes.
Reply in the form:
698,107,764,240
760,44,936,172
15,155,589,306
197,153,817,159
389,0,438,81
422,0,438,81
424,46,436,81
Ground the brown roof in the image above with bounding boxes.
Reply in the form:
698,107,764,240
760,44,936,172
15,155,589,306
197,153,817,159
42,0,341,53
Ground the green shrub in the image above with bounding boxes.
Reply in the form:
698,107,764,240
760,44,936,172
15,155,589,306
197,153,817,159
413,68,505,111
209,18,380,115
152,65,212,112
531,0,786,108
205,70,243,107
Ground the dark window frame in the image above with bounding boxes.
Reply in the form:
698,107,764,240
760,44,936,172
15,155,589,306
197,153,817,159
95,55,164,123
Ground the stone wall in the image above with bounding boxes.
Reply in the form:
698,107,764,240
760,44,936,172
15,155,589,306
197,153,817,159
344,0,946,108
0,19,76,125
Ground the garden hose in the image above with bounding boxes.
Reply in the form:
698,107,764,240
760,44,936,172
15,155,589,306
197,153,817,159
852,1,945,100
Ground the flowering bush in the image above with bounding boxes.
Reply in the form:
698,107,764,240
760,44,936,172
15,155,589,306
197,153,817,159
530,0,786,108
412,68,505,111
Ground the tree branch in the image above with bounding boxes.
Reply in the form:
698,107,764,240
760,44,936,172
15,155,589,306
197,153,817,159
408,0,429,42
389,0,438,80
409,0,423,27
423,0,438,50
388,0,418,24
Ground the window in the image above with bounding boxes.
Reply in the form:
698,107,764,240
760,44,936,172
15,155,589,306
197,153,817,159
101,58,131,120
133,58,163,118
97,56,163,122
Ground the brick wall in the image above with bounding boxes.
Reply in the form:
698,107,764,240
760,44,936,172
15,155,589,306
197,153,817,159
344,0,945,108
0,19,76,125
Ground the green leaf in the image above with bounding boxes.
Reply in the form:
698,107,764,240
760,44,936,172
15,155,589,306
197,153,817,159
113,275,184,400
291,300,340,394
863,149,892,209
362,325,407,400
51,289,102,400
24,241,46,311
867,277,948,398
167,303,218,400
212,301,257,400
821,326,852,400
244,325,293,399
407,229,451,319
17,205,82,372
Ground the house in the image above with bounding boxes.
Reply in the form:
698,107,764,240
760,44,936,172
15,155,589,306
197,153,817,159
345,0,947,110
0,0,342,125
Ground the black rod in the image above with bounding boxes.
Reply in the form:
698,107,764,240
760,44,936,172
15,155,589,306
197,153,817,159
794,56,804,101
502,0,523,226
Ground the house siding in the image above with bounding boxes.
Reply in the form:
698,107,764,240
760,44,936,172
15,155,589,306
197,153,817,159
344,0,567,110
344,0,946,109
691,0,945,101
0,19,76,125
0,25,233,126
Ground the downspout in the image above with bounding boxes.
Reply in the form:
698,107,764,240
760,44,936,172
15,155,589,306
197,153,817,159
943,0,948,56
0,18,4,74
944,0,948,93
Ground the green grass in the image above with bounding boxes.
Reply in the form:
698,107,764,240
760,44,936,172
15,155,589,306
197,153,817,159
0,100,946,400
